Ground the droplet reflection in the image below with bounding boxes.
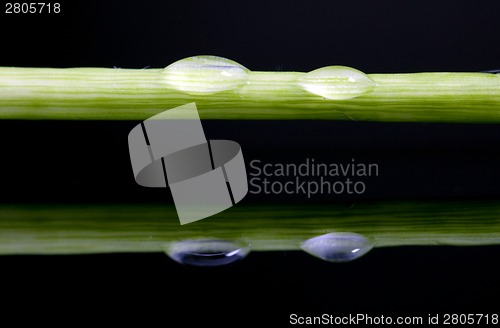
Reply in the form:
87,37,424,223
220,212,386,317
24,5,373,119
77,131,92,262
165,239,250,267
301,232,374,262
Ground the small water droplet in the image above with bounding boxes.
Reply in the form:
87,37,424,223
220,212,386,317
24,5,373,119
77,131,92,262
298,66,375,100
164,239,250,267
301,232,374,262
162,56,250,94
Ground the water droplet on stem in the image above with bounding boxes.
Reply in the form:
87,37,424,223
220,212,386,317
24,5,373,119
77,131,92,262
162,56,250,94
298,66,375,100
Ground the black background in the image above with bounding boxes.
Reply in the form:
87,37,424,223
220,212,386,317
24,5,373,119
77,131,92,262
1,0,500,325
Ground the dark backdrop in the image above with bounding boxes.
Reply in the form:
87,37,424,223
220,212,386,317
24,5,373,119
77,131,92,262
1,0,500,325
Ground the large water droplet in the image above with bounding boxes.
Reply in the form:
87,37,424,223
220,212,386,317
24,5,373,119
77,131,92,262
301,232,374,262
164,239,250,267
162,56,250,94
298,66,375,100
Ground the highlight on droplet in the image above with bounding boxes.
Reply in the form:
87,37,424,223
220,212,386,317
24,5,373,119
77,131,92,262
300,232,374,262
162,55,250,94
298,66,375,100
164,239,250,267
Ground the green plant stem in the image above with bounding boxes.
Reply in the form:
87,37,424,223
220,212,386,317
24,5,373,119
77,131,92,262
0,201,499,254
0,67,499,122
